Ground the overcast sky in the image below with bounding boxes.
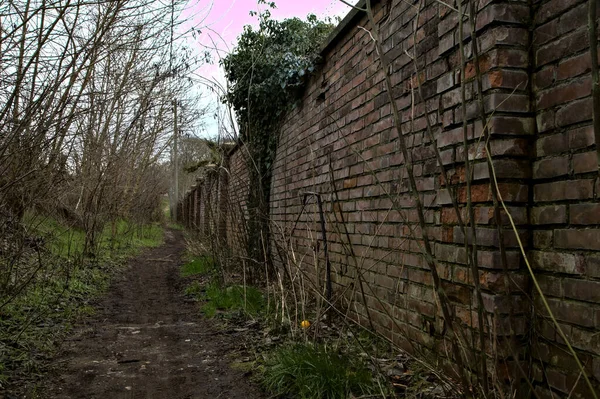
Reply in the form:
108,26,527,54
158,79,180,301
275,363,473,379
185,0,352,138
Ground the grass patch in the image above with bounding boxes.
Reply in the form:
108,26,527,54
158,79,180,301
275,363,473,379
262,343,379,399
202,283,264,318
168,222,185,231
184,281,203,297
26,214,163,259
181,256,215,277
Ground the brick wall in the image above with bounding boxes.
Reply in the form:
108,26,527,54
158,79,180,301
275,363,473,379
180,145,251,263
531,0,600,396
224,146,250,259
180,0,600,394
270,0,535,381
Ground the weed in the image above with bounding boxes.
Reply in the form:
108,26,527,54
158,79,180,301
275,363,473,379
181,257,214,277
202,284,264,318
184,281,203,297
168,222,185,231
261,343,379,399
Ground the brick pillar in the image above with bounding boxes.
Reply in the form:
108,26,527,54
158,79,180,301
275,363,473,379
435,0,533,387
530,0,600,396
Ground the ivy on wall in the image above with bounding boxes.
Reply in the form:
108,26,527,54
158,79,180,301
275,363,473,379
222,2,334,271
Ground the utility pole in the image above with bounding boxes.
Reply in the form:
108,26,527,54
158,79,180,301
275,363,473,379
172,99,179,221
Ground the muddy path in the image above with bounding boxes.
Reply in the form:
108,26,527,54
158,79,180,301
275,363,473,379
31,229,265,399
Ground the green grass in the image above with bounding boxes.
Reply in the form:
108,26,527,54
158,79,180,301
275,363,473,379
25,215,163,259
184,281,203,297
168,222,185,231
201,283,264,318
262,343,379,399
181,256,215,277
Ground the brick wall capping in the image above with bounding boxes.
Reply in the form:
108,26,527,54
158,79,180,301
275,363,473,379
319,0,366,55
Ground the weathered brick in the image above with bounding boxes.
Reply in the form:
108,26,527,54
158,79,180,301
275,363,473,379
478,26,529,52
533,180,594,202
486,115,535,136
484,93,530,114
436,71,455,94
536,109,555,133
532,205,567,225
529,250,585,275
542,298,596,328
221,0,600,389
555,229,600,250
533,157,569,179
568,126,596,149
536,28,589,67
570,203,600,225
438,32,455,55
533,230,554,249
557,52,592,81
483,69,529,91
537,76,591,110
535,0,575,25
534,65,555,90
476,3,530,31
536,133,568,156
563,279,600,303
572,151,598,174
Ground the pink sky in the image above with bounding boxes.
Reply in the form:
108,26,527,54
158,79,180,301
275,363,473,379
195,0,349,50
184,0,353,137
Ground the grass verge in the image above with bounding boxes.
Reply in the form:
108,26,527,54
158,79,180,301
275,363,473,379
181,256,264,318
262,343,379,399
0,215,164,390
201,284,264,318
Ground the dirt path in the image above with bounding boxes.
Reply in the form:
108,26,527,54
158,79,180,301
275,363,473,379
35,229,265,399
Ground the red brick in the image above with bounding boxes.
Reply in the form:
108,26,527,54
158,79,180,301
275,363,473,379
558,3,588,36
532,205,567,225
537,77,591,110
536,133,568,156
535,0,574,25
533,231,553,249
488,116,535,136
534,18,559,47
476,3,529,31
533,180,594,202
485,93,530,114
533,157,569,179
556,97,593,127
530,250,585,275
537,111,556,135
534,66,555,90
536,28,589,67
555,229,600,250
479,270,527,293
343,177,358,189
478,26,529,52
570,203,600,224
569,126,596,150
563,279,600,303
572,151,598,174
483,69,529,91
542,298,596,328
557,52,592,81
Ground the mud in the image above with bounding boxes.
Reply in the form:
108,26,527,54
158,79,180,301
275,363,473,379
32,229,264,399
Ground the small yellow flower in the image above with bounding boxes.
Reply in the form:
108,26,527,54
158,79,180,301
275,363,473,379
300,320,311,329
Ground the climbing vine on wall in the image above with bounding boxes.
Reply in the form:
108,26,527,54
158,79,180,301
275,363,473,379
222,2,334,270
